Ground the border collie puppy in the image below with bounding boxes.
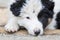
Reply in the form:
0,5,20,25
47,0,60,30
5,0,54,36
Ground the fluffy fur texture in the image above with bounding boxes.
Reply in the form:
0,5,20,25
38,8,53,29
5,0,54,36
10,0,26,16
47,0,60,30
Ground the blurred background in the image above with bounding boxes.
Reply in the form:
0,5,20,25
0,0,10,7
0,0,9,26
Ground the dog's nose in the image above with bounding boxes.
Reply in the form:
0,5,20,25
34,30,40,36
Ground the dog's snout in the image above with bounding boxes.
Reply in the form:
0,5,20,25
34,30,40,36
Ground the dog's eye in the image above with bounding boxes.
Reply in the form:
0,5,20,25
26,17,30,19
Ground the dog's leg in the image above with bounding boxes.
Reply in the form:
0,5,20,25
4,17,19,32
4,0,26,32
4,0,19,32
4,11,19,32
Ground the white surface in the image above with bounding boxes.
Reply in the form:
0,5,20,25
0,34,60,40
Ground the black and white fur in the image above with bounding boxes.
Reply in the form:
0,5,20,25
5,0,54,36
47,0,60,30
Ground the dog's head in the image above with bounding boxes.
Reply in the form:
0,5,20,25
10,0,54,36
18,13,43,36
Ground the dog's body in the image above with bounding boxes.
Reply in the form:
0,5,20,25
5,0,54,36
47,0,60,30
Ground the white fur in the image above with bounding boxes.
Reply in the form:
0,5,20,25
5,18,19,32
18,14,43,35
5,0,44,35
5,11,19,32
47,0,60,30
20,0,43,16
53,0,60,13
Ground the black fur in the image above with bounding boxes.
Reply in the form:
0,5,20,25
38,0,54,29
41,0,54,18
38,8,53,28
41,0,54,11
10,0,26,16
10,0,54,29
56,12,60,29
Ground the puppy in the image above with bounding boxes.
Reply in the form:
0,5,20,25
5,0,54,36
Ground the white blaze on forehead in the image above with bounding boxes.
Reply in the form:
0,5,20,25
20,0,43,16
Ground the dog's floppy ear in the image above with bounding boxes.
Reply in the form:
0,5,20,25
41,0,54,18
38,8,53,18
10,0,26,16
41,0,55,11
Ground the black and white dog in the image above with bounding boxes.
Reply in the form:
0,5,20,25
47,0,60,30
5,0,54,36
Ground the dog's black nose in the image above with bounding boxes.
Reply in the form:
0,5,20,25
34,30,40,36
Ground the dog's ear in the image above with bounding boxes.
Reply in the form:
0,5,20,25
10,0,26,16
41,0,55,11
41,0,54,18
46,1,54,11
38,8,52,18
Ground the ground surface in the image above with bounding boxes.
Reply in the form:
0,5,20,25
0,34,60,40
0,26,60,40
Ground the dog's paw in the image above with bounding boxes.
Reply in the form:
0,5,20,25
4,23,19,32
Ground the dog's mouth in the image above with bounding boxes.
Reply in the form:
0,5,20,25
19,26,27,31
